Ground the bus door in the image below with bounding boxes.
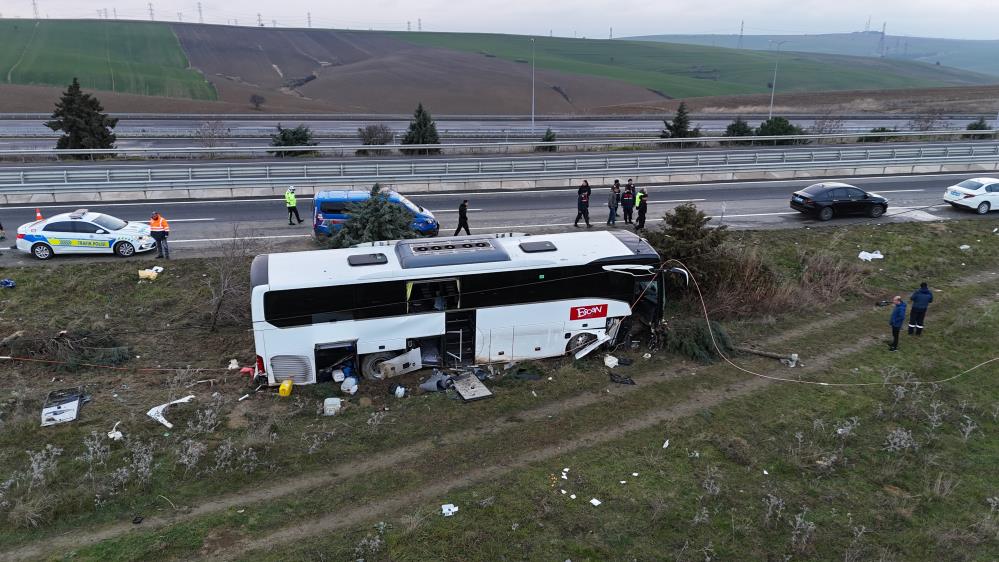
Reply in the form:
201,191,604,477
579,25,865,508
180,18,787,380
603,265,662,326
406,279,460,313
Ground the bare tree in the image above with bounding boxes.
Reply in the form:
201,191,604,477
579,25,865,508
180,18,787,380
907,109,946,132
356,124,393,156
809,113,846,144
195,120,230,157
249,94,266,110
205,227,259,332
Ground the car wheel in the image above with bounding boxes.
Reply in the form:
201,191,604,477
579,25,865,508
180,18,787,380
976,201,991,215
361,352,396,379
869,205,885,218
114,241,136,257
818,207,834,221
31,243,53,260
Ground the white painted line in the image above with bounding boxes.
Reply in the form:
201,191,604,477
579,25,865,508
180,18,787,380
428,208,483,212
126,218,215,222
170,234,311,244
2,198,313,211
707,211,800,219
647,199,707,204
875,189,926,193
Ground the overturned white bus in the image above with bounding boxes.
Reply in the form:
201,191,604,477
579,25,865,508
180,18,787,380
250,230,666,385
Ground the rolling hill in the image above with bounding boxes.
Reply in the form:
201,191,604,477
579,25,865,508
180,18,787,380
0,19,216,99
0,19,996,114
627,32,999,77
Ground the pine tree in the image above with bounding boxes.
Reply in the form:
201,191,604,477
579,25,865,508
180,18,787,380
269,124,317,156
401,103,441,155
660,102,701,139
45,78,118,156
964,117,993,140
328,184,417,248
536,127,557,152
755,116,807,145
724,117,753,138
644,202,727,280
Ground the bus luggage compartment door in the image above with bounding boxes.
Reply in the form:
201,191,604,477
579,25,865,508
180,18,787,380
513,324,563,360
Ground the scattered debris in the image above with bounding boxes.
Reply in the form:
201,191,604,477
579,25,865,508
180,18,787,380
186,379,218,388
609,372,636,385
419,369,452,393
377,349,423,379
618,358,634,366
452,372,493,402
619,480,627,484
569,494,576,500
132,516,144,525
41,387,90,427
478,496,495,507
278,379,293,397
642,353,652,359
1,330,24,346
238,394,251,402
632,472,639,477
858,250,883,262
441,503,459,517
959,244,971,251
227,359,240,370
560,489,567,495
107,421,124,441
0,278,15,289
151,266,164,274
137,269,158,281
146,395,195,429
340,376,359,395
236,509,245,514
332,368,346,383
323,397,343,416
511,368,542,381
763,469,769,475
389,384,406,399
590,498,602,506
662,439,670,449
603,355,620,369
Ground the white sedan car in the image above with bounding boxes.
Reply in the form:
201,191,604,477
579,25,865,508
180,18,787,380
943,177,999,214
16,209,156,260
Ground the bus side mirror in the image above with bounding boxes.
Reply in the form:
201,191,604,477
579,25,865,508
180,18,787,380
667,267,690,287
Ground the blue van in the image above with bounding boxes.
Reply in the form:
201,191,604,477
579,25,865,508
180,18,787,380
313,190,439,238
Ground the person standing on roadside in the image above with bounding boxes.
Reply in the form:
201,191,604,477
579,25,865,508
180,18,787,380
149,211,170,259
888,295,906,352
621,183,635,224
635,187,648,230
454,199,471,236
285,186,303,225
908,282,933,336
606,182,620,226
574,180,592,228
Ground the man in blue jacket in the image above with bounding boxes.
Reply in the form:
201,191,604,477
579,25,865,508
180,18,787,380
889,295,906,352
908,282,933,336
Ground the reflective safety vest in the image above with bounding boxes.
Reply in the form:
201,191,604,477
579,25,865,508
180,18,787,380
285,190,297,207
635,192,645,207
150,216,170,233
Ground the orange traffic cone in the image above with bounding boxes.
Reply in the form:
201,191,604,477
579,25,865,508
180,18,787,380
35,208,43,221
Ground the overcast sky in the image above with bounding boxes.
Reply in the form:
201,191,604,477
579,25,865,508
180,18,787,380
3,0,998,40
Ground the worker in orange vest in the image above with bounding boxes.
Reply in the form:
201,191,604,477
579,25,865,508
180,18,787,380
149,211,170,259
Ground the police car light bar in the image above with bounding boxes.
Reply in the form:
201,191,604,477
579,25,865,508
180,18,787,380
68,209,89,219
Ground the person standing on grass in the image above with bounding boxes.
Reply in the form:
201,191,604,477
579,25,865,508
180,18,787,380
888,295,906,352
149,211,170,260
574,180,592,228
606,182,620,226
908,282,934,336
621,183,635,224
454,199,471,236
635,188,648,230
285,186,303,225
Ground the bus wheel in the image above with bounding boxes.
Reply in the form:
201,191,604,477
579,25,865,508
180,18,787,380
361,352,395,379
566,333,597,354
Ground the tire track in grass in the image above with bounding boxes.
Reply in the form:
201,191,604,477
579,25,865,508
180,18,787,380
6,21,39,84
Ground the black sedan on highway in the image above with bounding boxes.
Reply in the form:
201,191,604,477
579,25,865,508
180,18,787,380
790,182,888,221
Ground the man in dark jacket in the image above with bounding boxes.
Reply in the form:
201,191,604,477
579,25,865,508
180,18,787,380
889,295,906,352
575,180,592,228
606,183,620,226
634,188,648,230
908,282,933,335
454,199,470,236
621,184,635,224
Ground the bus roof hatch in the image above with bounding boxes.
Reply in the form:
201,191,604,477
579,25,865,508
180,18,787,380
395,238,511,269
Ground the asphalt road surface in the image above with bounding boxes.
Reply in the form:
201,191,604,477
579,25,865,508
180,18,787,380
2,171,996,266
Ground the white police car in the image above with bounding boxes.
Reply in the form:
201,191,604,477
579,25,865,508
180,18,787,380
16,209,156,260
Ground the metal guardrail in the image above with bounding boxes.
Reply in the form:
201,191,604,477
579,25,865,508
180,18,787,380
0,130,994,160
2,142,998,195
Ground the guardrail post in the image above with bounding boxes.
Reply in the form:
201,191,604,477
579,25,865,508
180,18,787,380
188,168,193,181
148,169,152,182
106,170,110,183
376,163,380,176
266,165,271,179
227,167,231,180
64,170,68,183
303,165,308,178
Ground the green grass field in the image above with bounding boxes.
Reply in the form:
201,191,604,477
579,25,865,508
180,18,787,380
390,31,996,98
0,20,216,99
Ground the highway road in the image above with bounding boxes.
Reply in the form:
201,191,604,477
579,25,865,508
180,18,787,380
2,171,995,265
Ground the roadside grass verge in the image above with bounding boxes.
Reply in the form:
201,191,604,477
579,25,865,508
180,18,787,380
0,219,996,558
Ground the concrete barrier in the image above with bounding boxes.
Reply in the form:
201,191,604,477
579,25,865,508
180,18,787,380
1,162,994,205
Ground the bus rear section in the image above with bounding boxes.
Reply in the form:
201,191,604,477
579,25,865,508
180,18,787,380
250,231,665,386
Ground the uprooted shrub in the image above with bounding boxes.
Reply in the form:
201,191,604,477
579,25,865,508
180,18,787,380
661,317,733,363
3,331,129,371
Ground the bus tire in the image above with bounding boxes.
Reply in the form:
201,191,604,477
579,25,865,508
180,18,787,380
361,352,395,379
566,333,597,354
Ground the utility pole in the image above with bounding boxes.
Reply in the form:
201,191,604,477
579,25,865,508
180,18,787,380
307,12,312,28
768,40,789,120
418,18,422,31
609,27,613,39
148,2,154,21
864,16,871,32
177,12,182,22
113,8,117,19
257,13,263,27
738,20,744,49
407,21,411,31
531,37,536,133
878,22,886,57
197,2,203,24
32,0,40,19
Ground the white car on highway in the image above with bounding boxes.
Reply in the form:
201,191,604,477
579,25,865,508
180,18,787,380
943,177,999,214
16,209,156,260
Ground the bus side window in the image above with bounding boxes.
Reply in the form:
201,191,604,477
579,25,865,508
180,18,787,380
408,280,459,313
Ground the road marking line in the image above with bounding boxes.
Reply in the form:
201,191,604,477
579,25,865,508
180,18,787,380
170,234,311,244
876,189,926,193
1,198,313,211
428,208,483,212
126,218,215,222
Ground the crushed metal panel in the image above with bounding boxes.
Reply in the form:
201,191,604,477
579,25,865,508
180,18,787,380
378,348,423,378
41,387,87,427
452,372,493,402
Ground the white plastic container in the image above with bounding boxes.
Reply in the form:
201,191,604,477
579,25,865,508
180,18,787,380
340,377,358,395
323,397,342,416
